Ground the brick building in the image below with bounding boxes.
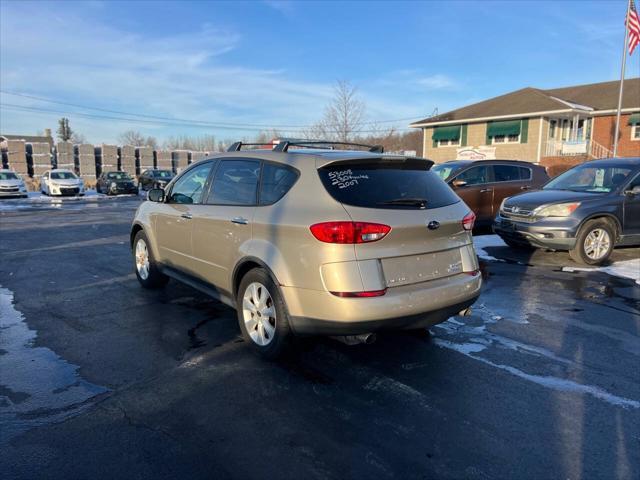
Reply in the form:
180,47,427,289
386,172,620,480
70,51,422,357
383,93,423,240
410,78,640,173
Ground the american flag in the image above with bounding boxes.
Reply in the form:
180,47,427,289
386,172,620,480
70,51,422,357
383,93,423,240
628,0,640,55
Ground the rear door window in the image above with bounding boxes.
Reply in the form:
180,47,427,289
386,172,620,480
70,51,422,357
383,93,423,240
493,165,531,182
318,159,460,210
259,163,299,205
208,159,260,205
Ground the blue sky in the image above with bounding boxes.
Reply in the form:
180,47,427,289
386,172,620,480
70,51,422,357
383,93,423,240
1,0,638,144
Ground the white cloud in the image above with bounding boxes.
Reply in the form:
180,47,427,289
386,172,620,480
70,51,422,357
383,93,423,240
0,3,447,143
415,74,458,90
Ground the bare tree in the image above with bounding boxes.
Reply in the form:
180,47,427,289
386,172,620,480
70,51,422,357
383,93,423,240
307,80,366,142
118,130,158,148
71,132,87,144
163,134,216,152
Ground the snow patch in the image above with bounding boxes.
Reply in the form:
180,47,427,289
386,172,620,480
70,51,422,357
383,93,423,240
472,234,507,262
562,259,640,285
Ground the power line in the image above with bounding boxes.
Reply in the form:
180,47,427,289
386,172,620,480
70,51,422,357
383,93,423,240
0,103,415,134
0,90,424,129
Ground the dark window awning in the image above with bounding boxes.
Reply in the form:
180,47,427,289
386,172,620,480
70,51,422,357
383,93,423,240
432,125,461,141
628,113,640,125
487,120,521,137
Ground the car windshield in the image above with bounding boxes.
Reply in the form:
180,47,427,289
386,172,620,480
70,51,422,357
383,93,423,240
106,172,131,180
154,171,173,178
0,172,19,180
51,171,77,180
544,165,633,193
431,162,468,181
319,159,460,210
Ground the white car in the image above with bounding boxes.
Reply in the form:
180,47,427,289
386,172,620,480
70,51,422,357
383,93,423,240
40,169,85,196
0,169,28,198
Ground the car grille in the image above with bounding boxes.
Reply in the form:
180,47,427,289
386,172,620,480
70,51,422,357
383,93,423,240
500,206,536,223
0,186,19,192
61,187,80,194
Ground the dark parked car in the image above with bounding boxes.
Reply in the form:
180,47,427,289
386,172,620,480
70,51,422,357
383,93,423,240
432,160,549,226
494,157,640,265
138,169,174,192
96,171,138,195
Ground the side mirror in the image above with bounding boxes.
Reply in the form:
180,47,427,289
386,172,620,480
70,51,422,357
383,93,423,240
452,179,468,188
148,188,165,202
624,185,640,195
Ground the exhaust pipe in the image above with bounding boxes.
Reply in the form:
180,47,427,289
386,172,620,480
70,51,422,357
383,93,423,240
458,307,473,317
331,333,377,345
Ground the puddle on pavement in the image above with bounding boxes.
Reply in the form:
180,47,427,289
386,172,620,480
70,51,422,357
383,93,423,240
0,286,108,444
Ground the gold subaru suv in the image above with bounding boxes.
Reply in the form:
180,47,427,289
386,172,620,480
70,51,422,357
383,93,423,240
131,141,481,358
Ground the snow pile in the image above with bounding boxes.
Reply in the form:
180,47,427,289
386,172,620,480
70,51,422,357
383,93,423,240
472,234,507,262
563,259,640,285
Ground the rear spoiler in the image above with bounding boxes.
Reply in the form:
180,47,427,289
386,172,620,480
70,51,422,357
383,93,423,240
316,156,434,170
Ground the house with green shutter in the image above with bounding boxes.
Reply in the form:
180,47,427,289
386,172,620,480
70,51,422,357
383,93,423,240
410,78,640,168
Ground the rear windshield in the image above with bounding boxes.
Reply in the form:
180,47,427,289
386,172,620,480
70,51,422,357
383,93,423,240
154,170,173,178
318,159,460,210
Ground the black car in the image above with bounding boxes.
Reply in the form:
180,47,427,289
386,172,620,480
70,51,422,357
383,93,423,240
138,169,174,192
96,171,138,195
494,157,640,265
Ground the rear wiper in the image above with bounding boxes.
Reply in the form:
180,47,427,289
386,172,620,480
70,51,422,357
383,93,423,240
377,197,428,208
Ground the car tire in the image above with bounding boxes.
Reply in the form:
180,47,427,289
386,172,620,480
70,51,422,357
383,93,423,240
133,230,169,289
236,268,292,360
569,219,615,266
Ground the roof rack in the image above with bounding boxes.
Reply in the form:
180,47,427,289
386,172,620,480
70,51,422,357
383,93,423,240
226,142,276,152
273,141,384,153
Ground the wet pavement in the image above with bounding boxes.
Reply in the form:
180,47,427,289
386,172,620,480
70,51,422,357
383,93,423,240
0,197,639,479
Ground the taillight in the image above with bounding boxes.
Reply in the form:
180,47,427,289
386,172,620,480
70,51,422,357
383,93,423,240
330,289,387,298
310,222,391,244
462,211,476,231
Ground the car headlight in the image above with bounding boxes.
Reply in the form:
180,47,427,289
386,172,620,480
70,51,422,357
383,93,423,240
110,182,117,188
533,202,581,217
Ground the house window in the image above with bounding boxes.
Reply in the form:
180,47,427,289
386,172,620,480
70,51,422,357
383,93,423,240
432,125,462,148
632,125,640,140
549,120,557,139
492,134,520,144
437,138,461,147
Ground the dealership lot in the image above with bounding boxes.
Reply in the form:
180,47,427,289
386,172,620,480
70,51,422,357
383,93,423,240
1,196,639,480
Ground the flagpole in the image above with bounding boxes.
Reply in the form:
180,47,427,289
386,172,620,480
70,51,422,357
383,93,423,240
613,0,631,157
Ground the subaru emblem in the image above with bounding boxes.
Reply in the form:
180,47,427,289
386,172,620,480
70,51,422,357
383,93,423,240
427,220,440,230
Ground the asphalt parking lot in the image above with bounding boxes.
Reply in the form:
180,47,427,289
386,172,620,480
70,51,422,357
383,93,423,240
1,196,639,480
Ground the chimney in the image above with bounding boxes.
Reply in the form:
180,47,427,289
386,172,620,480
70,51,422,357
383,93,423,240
44,128,52,138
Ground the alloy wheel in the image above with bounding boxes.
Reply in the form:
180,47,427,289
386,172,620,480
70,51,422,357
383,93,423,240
135,239,150,280
242,282,276,346
583,228,611,260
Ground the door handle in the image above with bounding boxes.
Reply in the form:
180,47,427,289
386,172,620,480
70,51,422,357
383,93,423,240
181,213,193,220
480,188,493,193
520,185,531,190
231,217,249,225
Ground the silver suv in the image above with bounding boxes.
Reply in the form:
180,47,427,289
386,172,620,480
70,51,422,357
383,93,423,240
131,141,481,358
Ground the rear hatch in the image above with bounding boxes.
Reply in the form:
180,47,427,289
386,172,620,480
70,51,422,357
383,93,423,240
318,157,474,288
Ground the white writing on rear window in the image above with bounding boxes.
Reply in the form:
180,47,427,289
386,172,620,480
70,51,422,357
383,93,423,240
328,169,370,189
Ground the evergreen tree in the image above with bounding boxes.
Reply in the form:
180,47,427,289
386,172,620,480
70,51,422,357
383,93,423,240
57,117,73,142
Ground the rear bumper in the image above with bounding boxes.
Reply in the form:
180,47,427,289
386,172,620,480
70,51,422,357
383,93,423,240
283,273,482,335
493,215,577,250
